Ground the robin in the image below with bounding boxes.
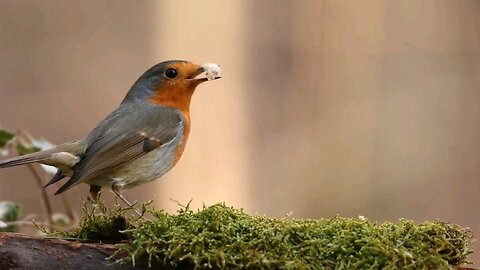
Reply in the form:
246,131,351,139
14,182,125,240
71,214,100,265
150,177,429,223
0,60,221,208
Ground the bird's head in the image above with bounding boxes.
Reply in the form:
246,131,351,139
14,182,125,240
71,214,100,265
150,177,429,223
122,60,221,111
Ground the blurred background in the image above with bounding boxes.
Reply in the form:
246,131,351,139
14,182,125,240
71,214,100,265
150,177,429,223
0,0,479,263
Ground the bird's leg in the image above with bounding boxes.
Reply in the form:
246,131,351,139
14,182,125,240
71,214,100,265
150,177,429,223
111,185,142,217
88,185,101,202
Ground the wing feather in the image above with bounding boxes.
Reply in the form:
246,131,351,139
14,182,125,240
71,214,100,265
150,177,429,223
54,104,183,195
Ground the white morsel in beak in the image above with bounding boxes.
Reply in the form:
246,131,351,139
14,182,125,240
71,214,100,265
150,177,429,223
201,63,221,80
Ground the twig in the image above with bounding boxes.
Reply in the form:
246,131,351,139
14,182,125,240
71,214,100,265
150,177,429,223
43,169,77,223
4,220,65,232
16,129,55,227
26,164,53,226
18,129,35,142
8,128,78,231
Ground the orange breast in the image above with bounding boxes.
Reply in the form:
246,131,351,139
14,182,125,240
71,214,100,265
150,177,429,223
149,82,197,168
149,84,193,112
172,111,191,167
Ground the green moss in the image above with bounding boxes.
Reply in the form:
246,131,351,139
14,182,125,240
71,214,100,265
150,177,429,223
64,202,473,269
62,200,135,241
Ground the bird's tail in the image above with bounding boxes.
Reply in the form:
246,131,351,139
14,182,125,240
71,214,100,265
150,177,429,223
0,150,55,168
0,140,84,169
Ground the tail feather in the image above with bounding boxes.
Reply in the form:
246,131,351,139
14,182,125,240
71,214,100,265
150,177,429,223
44,169,66,188
0,150,54,169
0,140,84,170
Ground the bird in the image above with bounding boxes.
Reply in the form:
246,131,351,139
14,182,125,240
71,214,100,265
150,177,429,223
0,60,221,208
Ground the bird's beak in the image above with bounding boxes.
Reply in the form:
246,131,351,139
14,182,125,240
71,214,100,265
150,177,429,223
186,65,221,83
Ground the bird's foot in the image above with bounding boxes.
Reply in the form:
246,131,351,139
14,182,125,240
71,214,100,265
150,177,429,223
88,185,101,203
111,185,146,219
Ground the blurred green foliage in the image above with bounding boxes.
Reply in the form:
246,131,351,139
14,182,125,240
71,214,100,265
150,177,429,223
0,129,15,153
16,142,41,156
0,201,21,232
0,126,59,233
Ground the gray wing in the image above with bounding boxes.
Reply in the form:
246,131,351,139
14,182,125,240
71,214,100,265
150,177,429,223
54,103,183,195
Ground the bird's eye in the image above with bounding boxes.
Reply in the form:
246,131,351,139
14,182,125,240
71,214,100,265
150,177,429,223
165,68,177,79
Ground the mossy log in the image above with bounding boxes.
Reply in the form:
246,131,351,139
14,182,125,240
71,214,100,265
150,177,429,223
0,233,156,269
1,203,476,269
0,233,478,270
0,233,476,270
